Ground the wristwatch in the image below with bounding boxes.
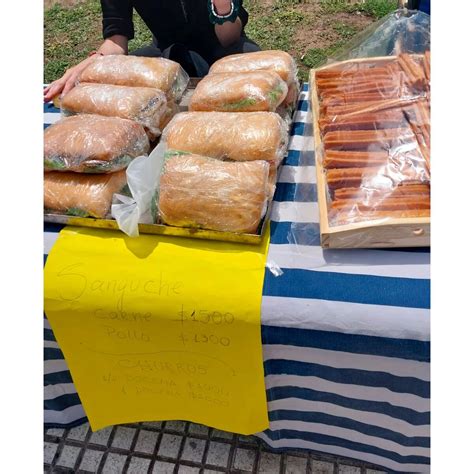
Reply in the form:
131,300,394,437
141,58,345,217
208,0,239,25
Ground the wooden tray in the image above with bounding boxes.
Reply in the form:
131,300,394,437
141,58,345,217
310,56,430,249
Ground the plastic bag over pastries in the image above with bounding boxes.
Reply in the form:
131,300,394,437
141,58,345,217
162,111,288,166
44,115,150,173
60,83,169,140
158,152,270,234
314,53,430,228
44,170,128,218
189,71,288,112
78,55,189,101
328,9,430,61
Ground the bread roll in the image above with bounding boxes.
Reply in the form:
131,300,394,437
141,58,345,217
163,112,288,165
79,55,189,100
44,115,149,173
209,50,297,84
60,83,169,140
189,71,288,112
158,153,269,233
44,171,127,218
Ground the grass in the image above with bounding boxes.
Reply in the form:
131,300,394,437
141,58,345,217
44,0,398,83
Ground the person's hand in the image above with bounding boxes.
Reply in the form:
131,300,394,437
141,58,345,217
212,0,232,15
43,54,99,103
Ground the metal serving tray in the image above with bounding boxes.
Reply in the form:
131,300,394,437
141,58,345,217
45,78,298,245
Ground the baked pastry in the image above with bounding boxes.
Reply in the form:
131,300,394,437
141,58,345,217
44,114,149,173
209,50,297,84
79,55,189,100
189,71,288,112
163,111,288,165
60,83,169,140
158,152,269,233
44,170,127,218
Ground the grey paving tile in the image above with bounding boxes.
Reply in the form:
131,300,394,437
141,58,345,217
111,426,136,450
312,459,334,473
285,455,308,473
233,448,256,472
338,466,361,474
177,466,201,474
79,449,104,473
66,422,89,441
142,421,163,429
152,460,176,474
188,422,210,436
56,444,81,469
89,426,113,446
259,451,282,473
238,434,258,445
366,470,387,474
203,470,223,474
134,429,159,454
127,456,152,473
164,420,187,432
158,433,183,458
205,441,231,468
210,428,234,440
44,442,58,465
181,437,206,463
102,452,127,473
46,428,64,437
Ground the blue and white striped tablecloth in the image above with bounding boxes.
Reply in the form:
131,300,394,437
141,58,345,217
44,84,430,473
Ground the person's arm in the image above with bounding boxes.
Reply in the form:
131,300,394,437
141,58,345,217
212,0,243,48
44,0,134,102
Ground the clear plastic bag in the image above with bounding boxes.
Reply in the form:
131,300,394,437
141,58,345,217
209,50,298,85
162,111,289,167
43,114,150,173
315,53,430,228
328,9,430,61
158,152,270,234
44,170,128,218
60,83,170,140
189,71,288,112
79,55,190,101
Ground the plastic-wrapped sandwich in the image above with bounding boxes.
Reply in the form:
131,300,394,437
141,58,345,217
189,71,288,112
157,152,270,234
79,55,189,101
60,83,171,140
44,171,128,218
162,112,288,166
209,50,299,108
44,115,150,173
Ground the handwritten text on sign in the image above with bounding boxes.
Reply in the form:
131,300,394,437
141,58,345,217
44,228,270,433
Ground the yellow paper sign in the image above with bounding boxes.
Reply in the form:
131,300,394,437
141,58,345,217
44,227,270,434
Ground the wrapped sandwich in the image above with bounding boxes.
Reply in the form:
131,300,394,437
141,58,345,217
209,50,297,84
44,171,128,218
78,55,189,100
44,115,150,173
209,50,300,110
60,83,170,140
189,71,288,112
162,112,288,166
157,152,270,234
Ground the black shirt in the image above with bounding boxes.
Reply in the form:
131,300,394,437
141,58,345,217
101,0,249,62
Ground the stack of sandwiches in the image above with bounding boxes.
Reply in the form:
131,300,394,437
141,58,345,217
156,50,298,234
44,56,189,219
